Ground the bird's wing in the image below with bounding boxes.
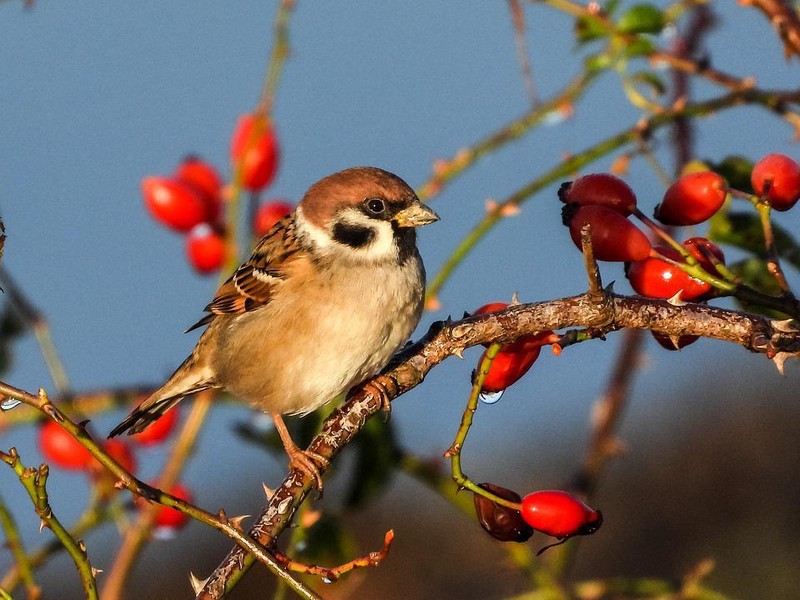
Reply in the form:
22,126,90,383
186,215,305,332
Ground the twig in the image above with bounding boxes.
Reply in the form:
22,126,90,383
416,71,596,201
196,289,800,597
0,492,41,599
0,266,71,396
426,85,800,303
0,384,319,600
274,530,395,582
100,391,213,599
0,449,99,600
445,343,521,510
740,0,800,59
756,203,791,293
508,0,539,107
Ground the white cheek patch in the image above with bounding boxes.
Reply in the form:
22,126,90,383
297,206,398,262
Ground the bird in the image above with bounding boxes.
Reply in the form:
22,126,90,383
109,166,438,488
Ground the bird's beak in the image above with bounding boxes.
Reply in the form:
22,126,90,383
393,201,439,228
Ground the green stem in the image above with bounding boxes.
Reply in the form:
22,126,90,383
1,450,98,600
427,86,800,303
448,343,521,511
0,491,41,599
416,71,598,202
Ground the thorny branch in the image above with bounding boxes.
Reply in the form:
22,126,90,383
196,287,800,598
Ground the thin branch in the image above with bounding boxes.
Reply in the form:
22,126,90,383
0,492,41,599
416,71,596,201
197,289,798,597
1,450,98,600
426,85,800,303
0,266,71,395
740,0,800,59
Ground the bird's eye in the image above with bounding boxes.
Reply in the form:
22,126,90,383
365,198,387,215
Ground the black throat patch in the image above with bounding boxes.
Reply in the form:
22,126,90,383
332,221,376,249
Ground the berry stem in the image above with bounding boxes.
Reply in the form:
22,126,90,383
756,203,791,294
447,344,521,512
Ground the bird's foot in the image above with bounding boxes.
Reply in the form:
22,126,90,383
362,375,397,422
272,412,329,490
285,444,329,491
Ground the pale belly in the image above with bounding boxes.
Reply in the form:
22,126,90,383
210,259,423,415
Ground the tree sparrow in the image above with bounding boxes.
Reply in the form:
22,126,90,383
110,167,438,487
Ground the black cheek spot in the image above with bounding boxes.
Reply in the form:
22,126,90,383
332,222,376,248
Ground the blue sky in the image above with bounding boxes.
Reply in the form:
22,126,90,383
2,2,800,594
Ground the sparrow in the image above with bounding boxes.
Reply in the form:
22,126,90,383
109,166,438,488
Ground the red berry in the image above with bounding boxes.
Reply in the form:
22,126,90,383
751,153,800,211
185,224,226,275
654,171,727,225
151,483,193,530
175,155,223,222
480,347,541,393
254,200,293,237
129,403,180,446
625,245,710,300
38,420,93,471
558,173,637,215
230,114,280,192
520,490,602,538
651,330,699,351
474,483,533,543
100,439,138,474
567,205,651,262
142,176,207,233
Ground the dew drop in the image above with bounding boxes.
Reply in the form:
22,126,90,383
152,526,178,541
1,398,21,411
479,390,503,405
321,577,332,585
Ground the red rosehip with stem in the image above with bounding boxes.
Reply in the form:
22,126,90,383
566,205,651,262
38,420,93,471
751,153,800,211
175,155,223,223
186,224,226,275
625,245,710,301
479,348,541,393
230,113,280,192
142,176,207,233
520,490,602,539
473,483,533,543
654,171,727,226
558,173,637,215
254,200,293,238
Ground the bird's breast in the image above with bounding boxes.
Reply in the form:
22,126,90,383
211,254,424,415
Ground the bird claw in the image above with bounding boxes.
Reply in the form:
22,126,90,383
363,377,394,422
286,445,329,491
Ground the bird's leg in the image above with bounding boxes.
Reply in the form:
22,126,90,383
271,413,329,490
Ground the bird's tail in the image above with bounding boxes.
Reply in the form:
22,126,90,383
108,353,215,438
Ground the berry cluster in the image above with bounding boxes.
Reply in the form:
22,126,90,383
38,407,190,533
559,154,800,348
141,113,292,275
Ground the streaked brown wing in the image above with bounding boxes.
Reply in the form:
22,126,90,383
186,215,303,332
